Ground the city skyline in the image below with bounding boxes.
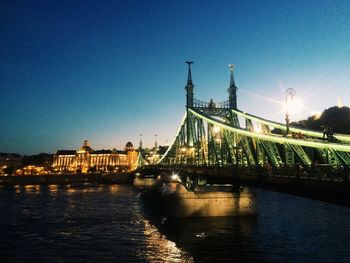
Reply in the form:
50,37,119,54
1,0,350,154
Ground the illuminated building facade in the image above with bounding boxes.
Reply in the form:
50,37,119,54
0,153,22,174
53,140,138,173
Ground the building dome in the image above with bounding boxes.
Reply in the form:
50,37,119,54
125,141,134,152
112,148,118,154
79,140,94,153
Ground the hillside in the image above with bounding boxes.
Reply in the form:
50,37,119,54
291,106,350,134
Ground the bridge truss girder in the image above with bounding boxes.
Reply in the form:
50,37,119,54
158,108,350,169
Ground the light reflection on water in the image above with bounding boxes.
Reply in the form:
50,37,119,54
141,218,193,262
48,184,58,194
22,184,41,193
0,184,193,263
109,184,120,193
1,184,350,262
143,209,258,262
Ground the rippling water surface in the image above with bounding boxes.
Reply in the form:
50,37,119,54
1,184,350,262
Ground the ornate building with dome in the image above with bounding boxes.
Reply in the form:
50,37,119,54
52,140,138,173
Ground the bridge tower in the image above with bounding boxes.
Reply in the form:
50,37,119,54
228,64,238,109
185,61,195,147
185,61,194,108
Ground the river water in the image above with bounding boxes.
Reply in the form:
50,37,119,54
0,184,350,262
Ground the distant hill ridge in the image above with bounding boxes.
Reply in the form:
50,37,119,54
291,106,350,135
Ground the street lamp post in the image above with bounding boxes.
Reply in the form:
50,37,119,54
181,147,187,164
212,126,221,166
285,88,296,136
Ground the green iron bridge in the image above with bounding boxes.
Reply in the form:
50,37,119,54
140,62,350,206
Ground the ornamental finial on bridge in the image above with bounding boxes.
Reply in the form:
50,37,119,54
185,61,194,85
185,61,194,108
228,64,236,87
228,64,235,72
227,63,237,109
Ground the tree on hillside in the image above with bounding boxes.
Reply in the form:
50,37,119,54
292,106,350,135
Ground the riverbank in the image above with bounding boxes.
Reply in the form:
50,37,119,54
0,173,135,185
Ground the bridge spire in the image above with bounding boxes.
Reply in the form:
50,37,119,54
227,64,238,109
185,61,194,108
139,134,143,150
154,134,158,152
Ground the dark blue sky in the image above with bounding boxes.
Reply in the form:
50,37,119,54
1,0,350,154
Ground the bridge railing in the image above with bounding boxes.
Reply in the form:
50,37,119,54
193,98,230,109
248,164,348,182
148,163,350,183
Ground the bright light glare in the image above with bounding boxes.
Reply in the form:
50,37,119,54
212,126,221,134
310,110,321,120
171,173,180,182
284,98,304,115
254,124,263,133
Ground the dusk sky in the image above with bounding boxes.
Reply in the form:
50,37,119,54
1,0,350,154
